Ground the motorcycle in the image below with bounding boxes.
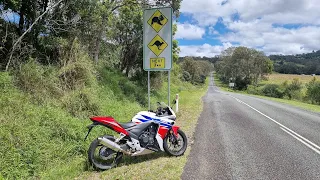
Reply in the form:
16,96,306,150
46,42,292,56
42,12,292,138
84,101,188,170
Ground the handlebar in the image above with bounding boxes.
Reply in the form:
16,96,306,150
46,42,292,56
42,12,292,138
151,102,175,117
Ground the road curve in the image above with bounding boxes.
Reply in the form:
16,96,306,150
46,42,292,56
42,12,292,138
181,74,320,180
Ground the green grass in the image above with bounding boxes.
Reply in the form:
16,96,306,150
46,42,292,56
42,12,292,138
0,72,88,179
213,73,320,113
0,70,208,180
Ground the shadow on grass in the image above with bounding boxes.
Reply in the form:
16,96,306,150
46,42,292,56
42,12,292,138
83,151,168,172
120,152,167,166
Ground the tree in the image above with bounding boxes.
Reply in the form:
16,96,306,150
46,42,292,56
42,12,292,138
181,57,213,84
215,46,272,89
0,0,182,78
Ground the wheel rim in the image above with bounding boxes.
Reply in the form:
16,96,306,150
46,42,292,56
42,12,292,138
92,144,116,168
166,133,185,153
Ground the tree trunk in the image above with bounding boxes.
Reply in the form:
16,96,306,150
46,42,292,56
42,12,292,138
6,0,63,71
94,34,101,63
18,1,26,35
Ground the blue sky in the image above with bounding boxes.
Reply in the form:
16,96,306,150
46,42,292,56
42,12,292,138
178,14,229,46
175,0,320,57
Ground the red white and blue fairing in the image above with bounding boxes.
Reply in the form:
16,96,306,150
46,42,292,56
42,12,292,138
131,106,178,151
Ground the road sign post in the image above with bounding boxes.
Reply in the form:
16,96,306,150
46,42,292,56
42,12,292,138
143,7,172,109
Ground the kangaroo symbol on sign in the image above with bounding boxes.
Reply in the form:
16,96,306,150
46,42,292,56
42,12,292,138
151,15,164,26
152,41,164,50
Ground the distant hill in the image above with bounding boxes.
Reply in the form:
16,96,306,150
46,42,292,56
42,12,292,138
179,50,320,75
269,50,320,75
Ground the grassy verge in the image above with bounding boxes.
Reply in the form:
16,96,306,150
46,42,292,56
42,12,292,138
0,67,208,180
249,95,320,113
77,79,209,180
213,73,320,113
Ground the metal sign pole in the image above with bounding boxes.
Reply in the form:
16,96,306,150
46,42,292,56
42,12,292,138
168,70,170,106
148,71,150,110
143,7,172,109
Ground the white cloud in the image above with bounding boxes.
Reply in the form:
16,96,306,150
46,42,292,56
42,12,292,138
180,42,232,57
175,23,206,40
208,26,219,35
221,21,320,54
181,0,320,25
179,0,320,56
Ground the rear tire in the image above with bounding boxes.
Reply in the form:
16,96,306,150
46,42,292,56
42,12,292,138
88,137,122,170
163,129,187,156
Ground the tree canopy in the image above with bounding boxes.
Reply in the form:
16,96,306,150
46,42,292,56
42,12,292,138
215,46,273,89
0,0,182,76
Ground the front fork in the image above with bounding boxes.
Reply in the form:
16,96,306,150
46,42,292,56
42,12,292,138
168,129,178,144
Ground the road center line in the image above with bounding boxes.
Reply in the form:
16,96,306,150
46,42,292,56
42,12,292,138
280,127,320,155
231,95,320,155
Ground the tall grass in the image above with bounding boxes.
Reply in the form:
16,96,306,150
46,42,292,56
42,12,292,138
0,38,209,179
0,61,206,179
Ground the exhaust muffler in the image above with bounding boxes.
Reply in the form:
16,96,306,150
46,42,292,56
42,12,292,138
98,137,131,155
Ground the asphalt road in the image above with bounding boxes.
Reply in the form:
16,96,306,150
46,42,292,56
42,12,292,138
181,74,320,180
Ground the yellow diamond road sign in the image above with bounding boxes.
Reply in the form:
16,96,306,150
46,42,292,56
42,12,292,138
143,7,172,71
147,10,168,33
147,34,168,57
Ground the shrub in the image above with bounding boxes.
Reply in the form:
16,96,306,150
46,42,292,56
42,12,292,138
58,39,97,90
234,77,251,90
262,84,284,98
61,88,100,118
283,78,303,100
118,79,147,106
182,71,191,82
306,78,320,104
14,59,62,103
247,85,261,95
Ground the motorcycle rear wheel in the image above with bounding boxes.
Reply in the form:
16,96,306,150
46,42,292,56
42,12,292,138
88,137,122,170
163,129,187,156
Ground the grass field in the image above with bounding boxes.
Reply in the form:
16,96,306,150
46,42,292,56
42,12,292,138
261,74,320,85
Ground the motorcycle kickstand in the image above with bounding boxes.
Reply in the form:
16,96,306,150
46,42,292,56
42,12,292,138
114,152,123,166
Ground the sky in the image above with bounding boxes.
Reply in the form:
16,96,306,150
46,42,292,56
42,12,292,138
175,0,320,57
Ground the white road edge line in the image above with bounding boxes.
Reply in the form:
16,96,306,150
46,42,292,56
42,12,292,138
280,127,320,155
230,95,320,153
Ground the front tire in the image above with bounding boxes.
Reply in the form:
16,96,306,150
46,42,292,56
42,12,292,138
88,137,122,170
163,129,187,156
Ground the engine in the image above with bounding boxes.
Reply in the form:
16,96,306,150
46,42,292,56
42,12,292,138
138,125,157,147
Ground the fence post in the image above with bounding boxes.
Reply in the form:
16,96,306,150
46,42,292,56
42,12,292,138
175,94,179,112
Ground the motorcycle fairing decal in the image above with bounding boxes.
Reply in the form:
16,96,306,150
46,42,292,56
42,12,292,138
90,116,129,135
142,115,152,120
137,115,172,129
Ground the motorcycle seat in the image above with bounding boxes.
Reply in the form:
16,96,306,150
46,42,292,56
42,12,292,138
119,122,137,129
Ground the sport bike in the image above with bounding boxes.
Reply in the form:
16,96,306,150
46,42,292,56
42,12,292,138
85,102,187,170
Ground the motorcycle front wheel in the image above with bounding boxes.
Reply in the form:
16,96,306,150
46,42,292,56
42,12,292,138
163,129,188,156
88,137,122,170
